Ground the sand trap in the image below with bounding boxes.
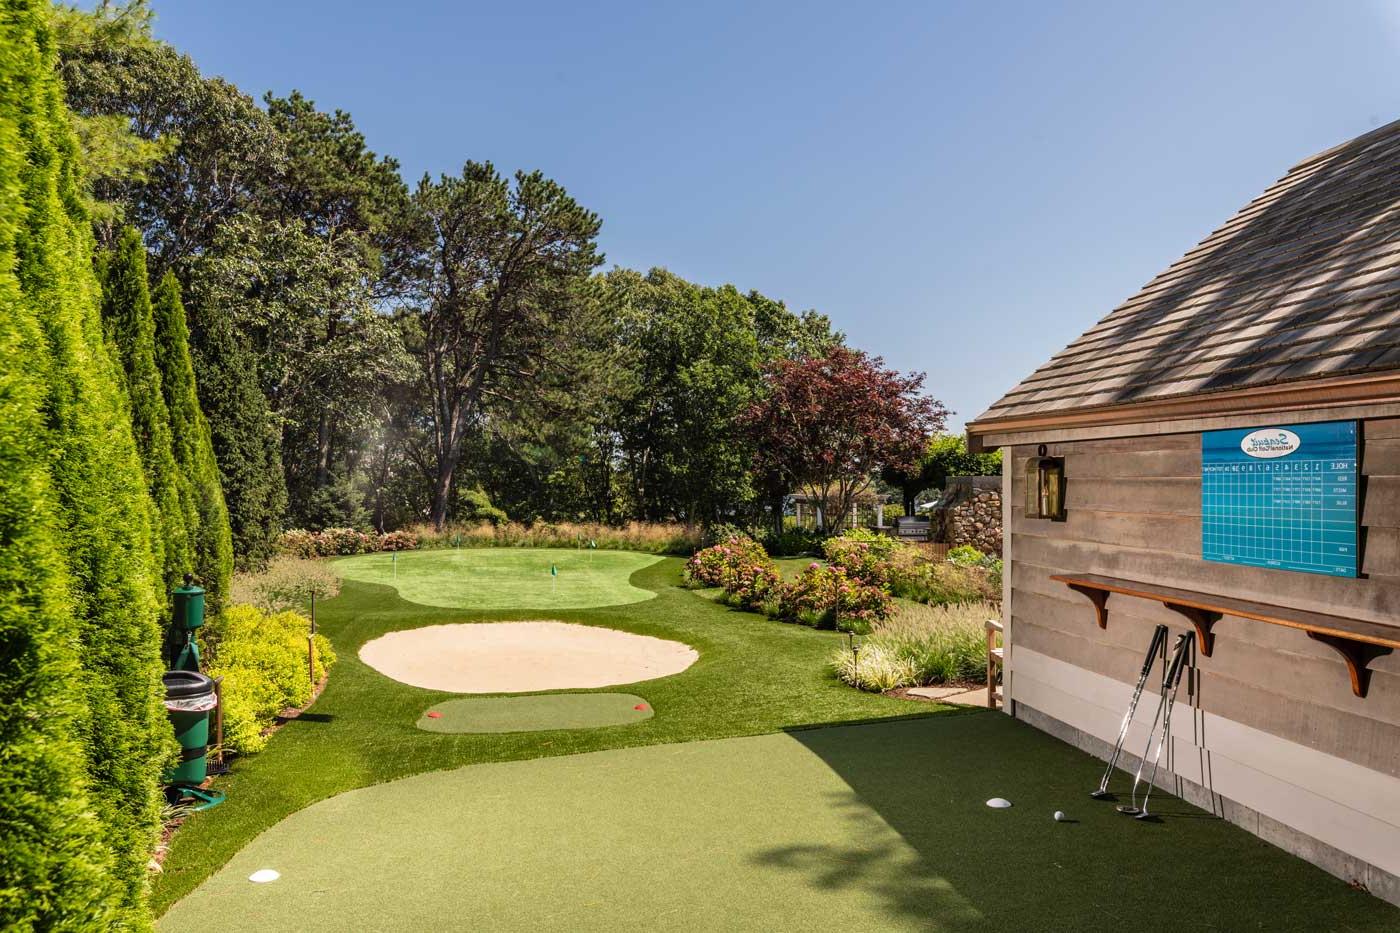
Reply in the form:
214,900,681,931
359,621,698,693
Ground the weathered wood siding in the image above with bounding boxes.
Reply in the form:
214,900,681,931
1005,421,1400,890
1009,424,1400,772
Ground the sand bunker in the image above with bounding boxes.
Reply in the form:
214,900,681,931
359,621,698,693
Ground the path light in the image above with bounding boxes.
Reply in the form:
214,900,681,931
1025,444,1066,521
847,630,862,683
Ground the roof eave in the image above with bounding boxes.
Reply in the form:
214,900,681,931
966,367,1400,451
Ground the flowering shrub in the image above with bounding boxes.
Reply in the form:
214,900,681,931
277,527,421,558
718,556,782,610
683,535,770,588
379,530,420,551
822,529,900,586
776,562,892,632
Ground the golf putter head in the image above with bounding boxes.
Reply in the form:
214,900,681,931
1089,789,1115,800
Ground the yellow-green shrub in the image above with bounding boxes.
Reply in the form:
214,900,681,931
202,605,335,755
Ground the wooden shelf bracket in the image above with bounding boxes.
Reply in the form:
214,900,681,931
1163,604,1221,657
1066,583,1110,629
1306,632,1393,699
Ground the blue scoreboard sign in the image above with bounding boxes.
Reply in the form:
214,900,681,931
1201,420,1358,577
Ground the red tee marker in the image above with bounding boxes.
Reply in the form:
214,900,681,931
426,711,442,719
633,704,648,711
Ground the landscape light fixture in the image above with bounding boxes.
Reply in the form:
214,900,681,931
1025,444,1066,521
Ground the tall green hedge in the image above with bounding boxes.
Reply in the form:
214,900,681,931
0,10,123,928
6,2,169,926
101,227,194,591
189,289,287,570
153,270,233,609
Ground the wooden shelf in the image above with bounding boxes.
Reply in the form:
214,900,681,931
1049,573,1400,698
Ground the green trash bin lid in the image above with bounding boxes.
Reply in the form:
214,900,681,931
163,670,215,700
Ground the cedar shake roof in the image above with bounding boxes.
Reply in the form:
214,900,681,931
970,118,1400,430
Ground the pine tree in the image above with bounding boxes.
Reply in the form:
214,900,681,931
152,270,234,608
9,2,170,924
101,226,194,590
0,9,124,927
188,291,288,569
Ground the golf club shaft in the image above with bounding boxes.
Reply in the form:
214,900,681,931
1095,624,1169,795
1138,632,1194,817
1126,633,1191,810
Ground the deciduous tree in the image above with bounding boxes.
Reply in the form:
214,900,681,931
745,347,947,533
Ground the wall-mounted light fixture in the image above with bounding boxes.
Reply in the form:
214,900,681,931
1025,444,1066,521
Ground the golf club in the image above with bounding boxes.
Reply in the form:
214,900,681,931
1117,631,1193,819
1090,623,1169,799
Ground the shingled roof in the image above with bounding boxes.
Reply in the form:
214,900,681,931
969,118,1400,432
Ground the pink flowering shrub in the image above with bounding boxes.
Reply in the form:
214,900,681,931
683,535,769,588
777,562,893,633
378,530,420,551
277,527,421,558
719,557,782,610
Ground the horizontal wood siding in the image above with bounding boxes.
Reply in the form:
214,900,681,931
1008,418,1400,779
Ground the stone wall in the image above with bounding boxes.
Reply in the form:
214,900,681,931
943,476,1002,555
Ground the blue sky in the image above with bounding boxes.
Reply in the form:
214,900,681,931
153,1,1400,429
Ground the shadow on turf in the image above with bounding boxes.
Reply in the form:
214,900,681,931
760,713,1395,932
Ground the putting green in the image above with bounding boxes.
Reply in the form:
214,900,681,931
334,548,662,610
417,694,653,733
157,716,1393,932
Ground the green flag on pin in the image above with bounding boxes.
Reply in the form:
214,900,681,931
550,564,557,577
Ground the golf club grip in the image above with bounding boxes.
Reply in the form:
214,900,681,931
1136,624,1169,678
1164,632,1193,687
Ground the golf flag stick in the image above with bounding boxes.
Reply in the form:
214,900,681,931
1119,632,1194,818
1090,623,1169,799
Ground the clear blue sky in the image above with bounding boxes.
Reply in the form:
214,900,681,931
152,1,1400,429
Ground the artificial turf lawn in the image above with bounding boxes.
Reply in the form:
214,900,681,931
151,553,945,914
156,714,1396,932
415,693,654,733
334,547,662,610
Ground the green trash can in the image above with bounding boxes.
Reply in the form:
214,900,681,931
162,670,217,786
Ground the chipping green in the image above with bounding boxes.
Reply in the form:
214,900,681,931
334,547,662,609
157,715,1395,932
416,693,654,733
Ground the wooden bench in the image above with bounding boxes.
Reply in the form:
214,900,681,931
1049,573,1400,698
985,619,1004,709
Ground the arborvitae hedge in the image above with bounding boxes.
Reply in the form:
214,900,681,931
8,2,169,926
101,227,194,591
0,11,123,928
189,290,288,570
153,270,234,608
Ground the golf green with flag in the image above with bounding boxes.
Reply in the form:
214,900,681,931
334,548,661,610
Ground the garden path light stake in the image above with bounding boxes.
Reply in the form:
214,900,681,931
1118,632,1194,819
1091,624,1168,799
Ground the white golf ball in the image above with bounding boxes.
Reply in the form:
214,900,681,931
1053,810,1066,822
248,869,280,883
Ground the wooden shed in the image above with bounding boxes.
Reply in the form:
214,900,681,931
967,120,1400,904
